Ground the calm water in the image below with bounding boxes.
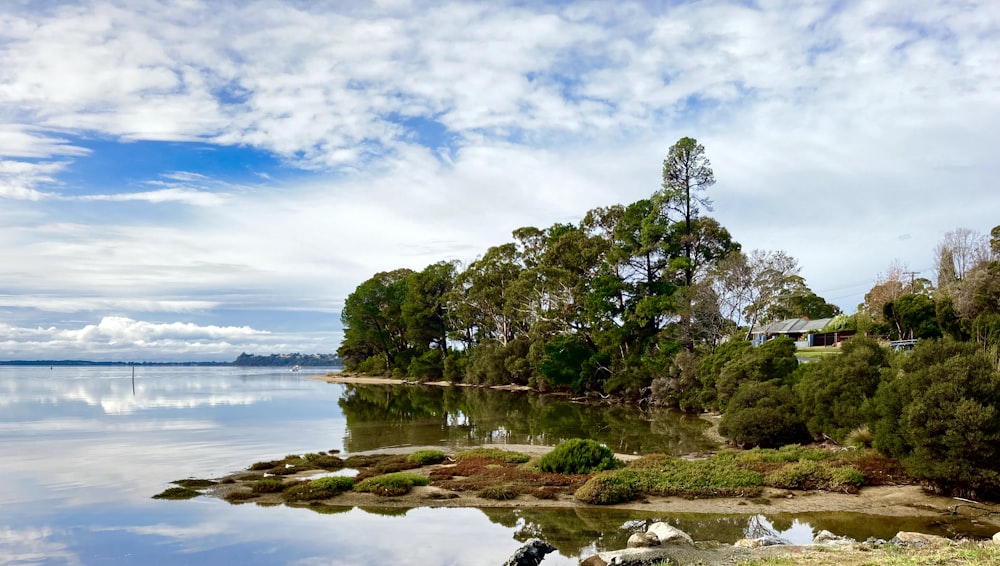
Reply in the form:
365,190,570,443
1,366,992,565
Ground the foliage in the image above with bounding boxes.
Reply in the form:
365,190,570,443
477,484,520,501
573,469,644,504
868,338,1000,498
353,472,430,496
712,337,799,411
251,478,286,494
453,447,531,464
536,438,621,474
407,449,446,466
284,476,355,501
795,335,890,442
719,381,810,448
152,486,201,500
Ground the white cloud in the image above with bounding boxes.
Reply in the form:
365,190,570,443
0,0,998,357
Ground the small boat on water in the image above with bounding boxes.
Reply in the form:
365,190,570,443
290,365,301,372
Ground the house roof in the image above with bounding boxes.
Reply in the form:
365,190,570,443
753,317,833,335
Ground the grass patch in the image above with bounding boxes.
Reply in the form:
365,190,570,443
345,454,421,480
152,486,201,500
537,438,621,474
251,478,287,494
734,445,833,464
477,484,519,501
353,472,430,496
453,447,531,464
284,475,355,501
574,469,643,504
407,449,447,466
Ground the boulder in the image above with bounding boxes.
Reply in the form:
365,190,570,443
893,532,949,546
626,532,660,548
502,538,556,566
645,522,694,546
993,532,1000,545
813,530,855,546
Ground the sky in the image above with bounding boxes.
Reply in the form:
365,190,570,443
1,0,998,361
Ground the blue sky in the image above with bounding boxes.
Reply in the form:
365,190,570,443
1,0,999,361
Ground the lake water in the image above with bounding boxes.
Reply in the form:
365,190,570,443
1,366,993,565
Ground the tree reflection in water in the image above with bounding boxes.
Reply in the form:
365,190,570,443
337,384,717,455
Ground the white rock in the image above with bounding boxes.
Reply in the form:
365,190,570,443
626,532,660,548
992,532,1000,545
646,522,694,546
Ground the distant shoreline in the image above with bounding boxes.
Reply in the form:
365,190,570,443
0,360,347,368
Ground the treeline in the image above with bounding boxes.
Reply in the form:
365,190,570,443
232,353,342,367
337,137,1000,498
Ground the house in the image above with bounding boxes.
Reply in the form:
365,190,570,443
751,317,851,347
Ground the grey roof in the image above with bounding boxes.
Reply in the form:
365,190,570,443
753,317,833,335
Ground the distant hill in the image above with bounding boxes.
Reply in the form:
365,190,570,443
232,353,342,367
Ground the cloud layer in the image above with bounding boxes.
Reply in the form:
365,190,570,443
1,1,998,359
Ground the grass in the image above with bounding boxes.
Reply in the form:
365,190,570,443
353,472,430,496
152,486,201,500
284,476,355,502
453,447,531,464
408,449,447,466
575,447,904,504
172,478,217,489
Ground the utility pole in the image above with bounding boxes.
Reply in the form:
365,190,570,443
904,271,919,293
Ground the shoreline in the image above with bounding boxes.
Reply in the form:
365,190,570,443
307,372,534,391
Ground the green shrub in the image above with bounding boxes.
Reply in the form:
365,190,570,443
453,448,530,464
283,475,354,501
764,460,826,490
408,450,446,466
353,472,430,496
252,478,287,494
719,381,810,448
735,445,831,464
152,486,200,500
537,438,621,474
869,339,1000,498
574,469,644,504
795,335,889,442
638,455,764,497
477,484,519,501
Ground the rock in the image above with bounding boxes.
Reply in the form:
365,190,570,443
502,538,556,566
813,530,855,546
993,532,1000,545
645,522,694,546
626,532,660,548
893,532,949,546
734,536,787,548
580,547,676,565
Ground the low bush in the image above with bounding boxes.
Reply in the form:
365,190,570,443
477,484,519,501
453,448,531,464
353,472,430,496
719,381,811,448
537,439,620,474
284,476,354,501
408,450,447,466
172,478,216,489
734,445,831,464
251,478,287,494
152,486,201,500
574,469,643,504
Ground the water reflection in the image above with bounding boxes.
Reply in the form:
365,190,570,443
0,367,995,566
338,384,716,455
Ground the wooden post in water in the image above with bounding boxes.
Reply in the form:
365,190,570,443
131,364,135,396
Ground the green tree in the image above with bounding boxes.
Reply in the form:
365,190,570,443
795,336,889,442
338,268,414,374
719,380,810,448
868,339,1000,498
882,293,941,340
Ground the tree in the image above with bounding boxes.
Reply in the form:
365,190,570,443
660,136,715,289
711,249,801,339
338,268,414,374
765,275,840,321
935,228,989,282
795,336,889,442
861,261,907,322
882,293,940,340
868,339,1000,498
718,380,810,448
